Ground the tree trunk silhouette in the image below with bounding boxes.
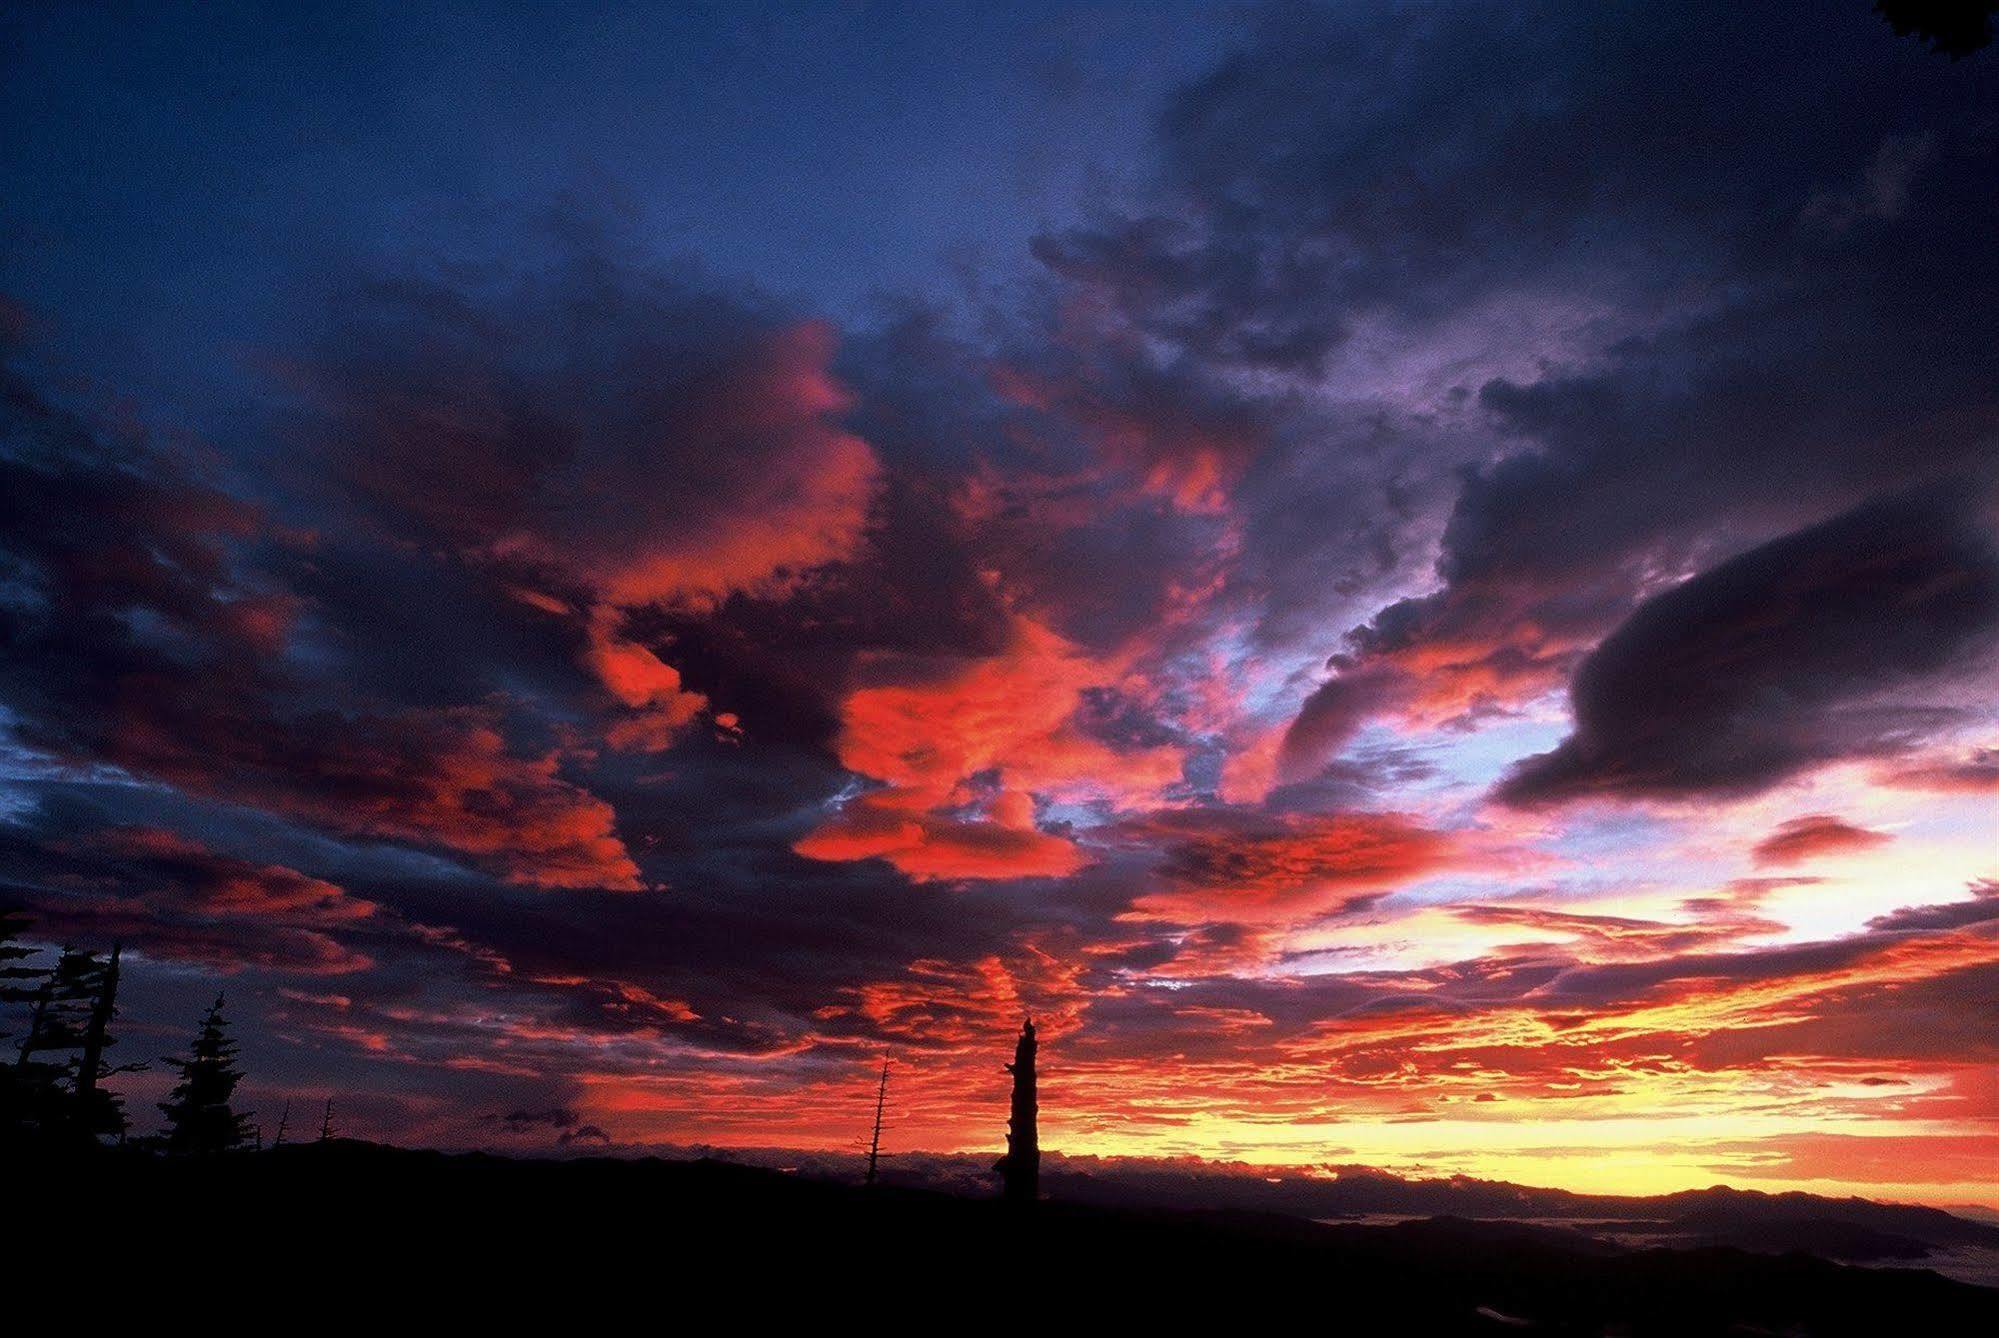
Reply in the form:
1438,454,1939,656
74,943,118,1117
997,1019,1038,1203
865,1060,888,1188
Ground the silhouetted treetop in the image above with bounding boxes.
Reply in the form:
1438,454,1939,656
159,993,254,1156
1877,0,1996,57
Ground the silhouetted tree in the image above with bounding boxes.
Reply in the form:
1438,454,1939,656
0,906,39,1006
159,994,254,1155
865,1060,889,1187
0,907,47,1145
16,945,97,1064
996,1018,1038,1203
318,1096,336,1142
272,1101,291,1147
1877,0,1996,57
6,944,120,1145
69,943,137,1144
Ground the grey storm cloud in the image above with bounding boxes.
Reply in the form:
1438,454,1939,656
1497,489,1999,805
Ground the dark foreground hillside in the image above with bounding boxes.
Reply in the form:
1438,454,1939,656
19,1142,1998,1334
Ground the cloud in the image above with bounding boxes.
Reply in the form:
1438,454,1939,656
483,1106,580,1133
0,823,380,974
305,244,882,751
1875,747,1999,794
1866,880,1999,934
796,611,1183,880
1497,490,1999,805
792,788,1088,883
120,703,645,891
1752,816,1893,867
1111,807,1454,925
0,335,645,890
315,273,880,617
1118,3,1999,781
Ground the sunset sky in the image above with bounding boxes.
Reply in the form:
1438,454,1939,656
2,3,1995,1206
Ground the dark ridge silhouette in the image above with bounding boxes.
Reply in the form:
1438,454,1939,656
1876,0,1997,56
995,1017,1038,1202
1021,1161,1999,1253
13,1142,1996,1331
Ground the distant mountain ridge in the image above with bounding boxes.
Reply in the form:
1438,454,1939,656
639,1144,1999,1259
1041,1163,1999,1251
18,1141,1998,1333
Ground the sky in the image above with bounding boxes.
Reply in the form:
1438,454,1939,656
2,1,1996,1206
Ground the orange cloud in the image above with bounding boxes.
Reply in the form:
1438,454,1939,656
585,613,708,752
820,942,1092,1049
792,788,1087,882
799,611,1183,880
571,323,880,611
833,614,1181,806
1119,809,1456,923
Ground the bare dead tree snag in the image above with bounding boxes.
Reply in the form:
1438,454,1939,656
864,1060,889,1187
996,1017,1038,1203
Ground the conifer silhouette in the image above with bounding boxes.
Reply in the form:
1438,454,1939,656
0,906,39,1006
70,943,135,1144
17,945,99,1065
159,993,254,1155
0,908,47,1144
1876,0,1996,58
6,944,125,1145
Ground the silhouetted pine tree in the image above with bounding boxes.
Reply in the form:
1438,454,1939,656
159,994,254,1155
0,907,47,1145
68,943,135,1144
17,945,97,1061
7,945,108,1145
0,906,39,1006
1877,0,1996,58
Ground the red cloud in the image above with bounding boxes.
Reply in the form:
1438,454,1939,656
97,827,373,923
586,613,708,753
832,614,1182,807
792,788,1087,882
25,828,381,974
819,943,1091,1049
1751,814,1892,867
799,611,1182,881
1115,808,1456,923
320,282,883,751
112,700,642,890
988,355,1266,514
